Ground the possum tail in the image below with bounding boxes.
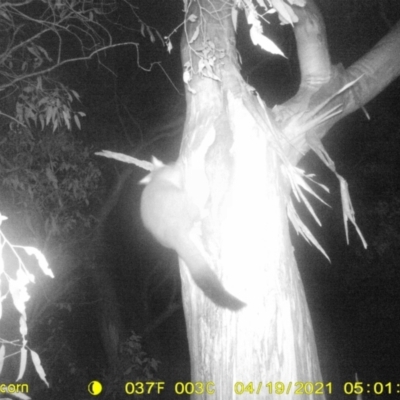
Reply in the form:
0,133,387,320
176,235,246,310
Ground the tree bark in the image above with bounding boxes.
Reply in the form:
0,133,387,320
177,0,400,398
276,2,400,164
179,1,324,398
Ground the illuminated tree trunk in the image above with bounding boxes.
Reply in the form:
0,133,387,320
177,0,400,398
179,1,322,398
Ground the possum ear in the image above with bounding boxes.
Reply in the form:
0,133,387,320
151,156,165,169
139,173,152,185
139,156,166,185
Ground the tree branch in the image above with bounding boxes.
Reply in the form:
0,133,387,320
275,4,400,164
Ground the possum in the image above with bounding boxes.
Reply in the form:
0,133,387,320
140,158,245,310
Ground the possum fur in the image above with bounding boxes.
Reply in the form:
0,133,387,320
140,158,245,310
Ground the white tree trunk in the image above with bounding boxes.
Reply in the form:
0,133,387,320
178,1,324,398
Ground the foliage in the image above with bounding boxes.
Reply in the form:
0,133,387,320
27,299,95,400
0,0,160,132
179,0,306,91
0,127,102,243
14,76,85,133
97,331,161,399
0,1,164,398
0,0,98,129
0,214,53,390
120,331,160,380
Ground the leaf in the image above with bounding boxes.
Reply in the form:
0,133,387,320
245,3,285,56
45,106,53,126
189,26,200,44
0,10,11,21
39,114,45,130
25,107,37,125
71,90,80,100
182,67,197,93
16,347,27,381
187,14,197,22
156,30,164,44
270,0,299,25
166,38,173,54
249,26,285,56
146,26,155,43
45,167,58,188
8,392,30,400
22,247,53,278
183,69,191,85
62,110,71,130
74,114,81,130
36,45,52,62
0,345,5,374
27,45,40,58
38,96,50,106
9,276,29,316
52,115,58,132
30,349,49,387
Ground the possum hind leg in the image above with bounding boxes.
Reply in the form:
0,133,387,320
176,234,246,310
140,160,245,310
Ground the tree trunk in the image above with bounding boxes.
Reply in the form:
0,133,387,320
179,1,323,398
177,0,400,398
